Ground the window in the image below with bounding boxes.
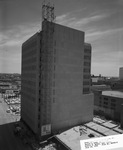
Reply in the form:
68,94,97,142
39,98,41,103
53,97,55,103
83,87,89,94
84,68,90,73
103,105,108,108
54,65,55,71
54,48,56,54
54,73,55,79
53,81,55,87
104,97,108,100
83,75,90,79
84,62,90,66
110,103,116,110
111,103,116,107
53,89,55,95
83,81,90,85
38,114,40,119
111,107,115,110
111,99,116,102
54,57,56,63
38,122,40,128
84,49,91,54
54,41,56,46
84,55,91,60
38,106,40,111
104,101,108,105
99,101,102,107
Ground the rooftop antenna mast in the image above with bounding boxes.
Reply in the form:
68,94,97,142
39,0,55,134
42,0,55,22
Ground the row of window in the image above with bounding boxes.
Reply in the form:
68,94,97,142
21,91,35,102
83,87,90,94
22,48,37,59
83,68,90,73
22,73,36,79
99,106,116,110
99,101,116,109
84,49,91,54
83,81,90,85
22,86,36,96
102,97,116,103
22,57,37,65
83,74,90,79
84,62,91,66
84,55,91,60
22,40,37,53
22,80,36,87
22,65,36,71
100,100,116,105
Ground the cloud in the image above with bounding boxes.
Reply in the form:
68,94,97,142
0,21,40,47
0,20,41,73
56,13,109,29
85,27,123,42
56,14,68,22
73,14,107,26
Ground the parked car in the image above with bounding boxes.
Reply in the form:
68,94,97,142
6,109,10,113
15,111,20,115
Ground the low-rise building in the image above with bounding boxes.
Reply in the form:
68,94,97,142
94,90,123,122
111,80,123,91
52,116,123,150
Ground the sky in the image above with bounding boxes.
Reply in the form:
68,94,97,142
0,0,123,76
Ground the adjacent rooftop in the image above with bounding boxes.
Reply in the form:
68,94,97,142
102,90,123,98
55,116,123,150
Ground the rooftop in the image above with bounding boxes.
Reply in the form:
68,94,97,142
102,90,123,98
56,116,123,150
56,125,103,150
91,85,111,91
92,84,107,87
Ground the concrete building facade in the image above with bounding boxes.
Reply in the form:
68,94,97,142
21,33,40,133
21,20,93,138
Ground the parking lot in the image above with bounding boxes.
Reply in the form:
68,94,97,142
0,94,31,150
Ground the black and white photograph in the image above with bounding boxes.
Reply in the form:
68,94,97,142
0,0,123,150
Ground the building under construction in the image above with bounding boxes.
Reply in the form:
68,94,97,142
21,2,93,139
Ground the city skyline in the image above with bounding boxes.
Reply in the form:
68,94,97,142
0,0,123,76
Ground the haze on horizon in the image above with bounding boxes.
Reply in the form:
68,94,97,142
0,0,123,77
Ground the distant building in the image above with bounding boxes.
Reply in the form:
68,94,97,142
111,80,123,91
91,75,106,85
91,77,98,83
119,67,123,80
94,90,123,122
21,20,93,139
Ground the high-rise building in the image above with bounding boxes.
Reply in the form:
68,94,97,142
119,67,123,80
21,20,93,138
